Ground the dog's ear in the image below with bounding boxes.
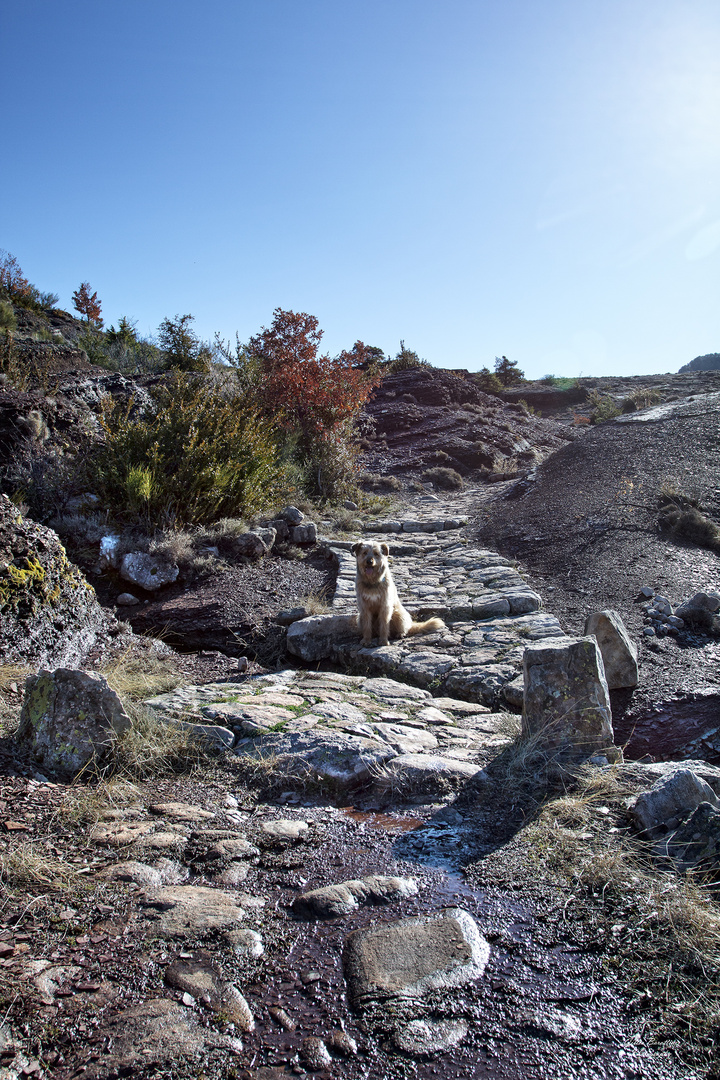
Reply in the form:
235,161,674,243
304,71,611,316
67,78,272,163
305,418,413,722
351,543,361,555
380,543,390,556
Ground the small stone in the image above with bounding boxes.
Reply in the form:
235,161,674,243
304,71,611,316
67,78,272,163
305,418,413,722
116,592,140,606
328,1029,358,1056
280,505,304,525
301,1037,332,1070
224,928,264,959
260,819,310,843
268,1006,296,1031
120,552,179,591
393,1017,468,1056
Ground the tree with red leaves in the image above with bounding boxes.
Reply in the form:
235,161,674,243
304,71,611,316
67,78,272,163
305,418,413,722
72,282,103,326
0,251,32,300
248,308,377,446
247,308,379,496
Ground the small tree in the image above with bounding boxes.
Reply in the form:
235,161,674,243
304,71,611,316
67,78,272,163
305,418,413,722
72,282,103,326
494,355,524,386
106,316,138,347
0,251,32,301
476,366,503,393
157,314,211,372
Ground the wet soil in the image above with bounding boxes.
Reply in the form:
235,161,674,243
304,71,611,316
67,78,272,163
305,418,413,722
0,759,713,1080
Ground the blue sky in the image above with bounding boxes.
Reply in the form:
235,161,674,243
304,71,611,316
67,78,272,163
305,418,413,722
2,0,719,376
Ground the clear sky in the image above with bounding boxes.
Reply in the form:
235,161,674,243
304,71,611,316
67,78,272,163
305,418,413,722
2,0,719,376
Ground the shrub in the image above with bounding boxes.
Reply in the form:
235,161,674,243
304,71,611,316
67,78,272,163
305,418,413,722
157,313,211,372
0,302,16,330
621,388,662,413
658,493,720,552
92,372,287,526
494,355,525,386
388,340,430,372
475,367,503,393
422,466,464,490
588,390,622,424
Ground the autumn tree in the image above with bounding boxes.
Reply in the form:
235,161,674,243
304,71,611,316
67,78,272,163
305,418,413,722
494,355,524,386
0,251,32,301
247,308,380,496
72,282,103,326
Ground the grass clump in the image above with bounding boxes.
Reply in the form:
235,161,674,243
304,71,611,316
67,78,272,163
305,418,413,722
92,372,288,526
658,491,720,552
587,389,622,423
621,387,662,413
0,844,81,890
421,466,464,490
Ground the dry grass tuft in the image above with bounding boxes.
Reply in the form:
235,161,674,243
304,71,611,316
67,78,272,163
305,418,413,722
62,778,143,825
113,706,214,779
0,844,81,890
100,650,184,702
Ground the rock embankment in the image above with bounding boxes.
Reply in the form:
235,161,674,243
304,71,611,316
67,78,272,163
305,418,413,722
0,495,117,667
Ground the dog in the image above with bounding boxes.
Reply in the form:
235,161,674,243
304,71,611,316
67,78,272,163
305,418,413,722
351,541,446,646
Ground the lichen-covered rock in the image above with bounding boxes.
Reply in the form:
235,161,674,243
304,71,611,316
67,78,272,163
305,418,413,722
584,609,638,689
522,636,621,763
16,668,131,779
628,768,719,836
0,495,114,667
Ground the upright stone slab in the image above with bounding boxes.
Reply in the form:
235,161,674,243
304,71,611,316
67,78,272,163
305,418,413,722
522,636,621,762
584,609,638,689
16,668,131,779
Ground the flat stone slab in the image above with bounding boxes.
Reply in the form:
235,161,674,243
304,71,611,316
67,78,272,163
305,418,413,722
139,885,246,936
343,907,490,1005
235,727,396,788
84,998,240,1079
149,802,215,822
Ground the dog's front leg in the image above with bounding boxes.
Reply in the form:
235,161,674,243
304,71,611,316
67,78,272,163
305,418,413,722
359,605,374,646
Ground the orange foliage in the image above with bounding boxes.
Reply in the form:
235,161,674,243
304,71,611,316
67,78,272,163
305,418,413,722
248,308,379,446
72,282,103,326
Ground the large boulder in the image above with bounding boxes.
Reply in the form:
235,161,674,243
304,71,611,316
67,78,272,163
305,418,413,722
522,636,621,763
627,768,719,836
0,495,115,667
15,668,131,779
286,613,358,662
120,552,179,591
584,609,638,689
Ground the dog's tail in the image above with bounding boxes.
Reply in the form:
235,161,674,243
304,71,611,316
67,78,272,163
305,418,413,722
406,617,446,636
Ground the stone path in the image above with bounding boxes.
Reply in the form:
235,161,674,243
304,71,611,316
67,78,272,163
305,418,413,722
290,486,565,707
146,668,515,794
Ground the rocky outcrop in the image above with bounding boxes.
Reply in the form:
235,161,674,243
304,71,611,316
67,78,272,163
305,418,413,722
15,668,131,779
0,495,115,666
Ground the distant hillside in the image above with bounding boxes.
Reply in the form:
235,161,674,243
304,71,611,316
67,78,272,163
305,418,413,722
679,353,720,373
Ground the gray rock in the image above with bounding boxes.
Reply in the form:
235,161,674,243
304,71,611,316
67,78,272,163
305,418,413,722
675,591,720,628
99,534,122,569
382,753,485,791
235,727,395,788
139,885,246,936
269,517,290,541
260,819,309,843
224,928,264,959
343,907,490,1005
584,609,638,689
16,668,131,779
116,592,140,606
522,636,621,763
83,998,240,1079
628,769,719,836
290,522,317,544
102,861,163,888
120,552,179,591
293,874,418,918
227,531,271,559
280,505,304,525
660,801,720,874
286,612,357,661
393,1018,468,1056
623,759,720,798
502,674,524,709
275,606,308,626
301,1037,332,1070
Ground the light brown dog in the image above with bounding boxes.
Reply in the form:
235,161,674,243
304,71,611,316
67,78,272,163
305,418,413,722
351,541,446,646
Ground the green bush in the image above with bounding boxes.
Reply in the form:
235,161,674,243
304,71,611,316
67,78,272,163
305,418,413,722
475,367,503,393
588,390,622,424
388,341,429,372
621,388,662,413
92,373,287,526
0,302,16,330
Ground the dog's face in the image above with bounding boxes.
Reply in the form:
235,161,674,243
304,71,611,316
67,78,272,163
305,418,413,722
351,541,390,583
